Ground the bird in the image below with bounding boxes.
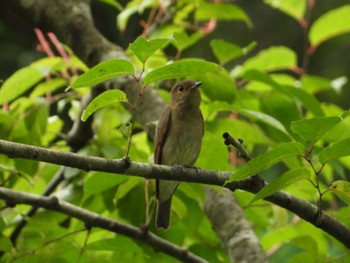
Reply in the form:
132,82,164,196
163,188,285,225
154,80,204,229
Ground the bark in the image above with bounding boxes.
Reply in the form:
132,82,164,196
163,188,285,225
204,188,268,263
1,139,350,249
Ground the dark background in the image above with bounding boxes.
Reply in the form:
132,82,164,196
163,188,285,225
0,0,349,108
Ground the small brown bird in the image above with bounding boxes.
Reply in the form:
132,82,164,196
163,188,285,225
154,80,204,229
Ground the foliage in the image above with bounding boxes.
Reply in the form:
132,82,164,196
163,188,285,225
1,1,350,262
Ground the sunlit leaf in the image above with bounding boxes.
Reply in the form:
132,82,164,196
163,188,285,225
291,116,342,147
81,90,128,121
238,46,297,76
329,180,350,205
129,36,169,63
195,2,252,27
210,39,256,65
309,5,350,47
0,57,64,104
250,168,311,203
117,0,155,31
143,59,225,85
319,137,350,164
227,142,305,182
70,59,134,88
172,31,203,51
264,0,307,21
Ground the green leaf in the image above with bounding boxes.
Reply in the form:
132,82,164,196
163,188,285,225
227,142,305,182
70,59,134,88
117,0,154,31
250,168,311,203
329,180,350,205
243,70,324,117
199,71,236,103
319,137,350,164
210,39,256,65
129,36,169,63
172,31,203,51
301,75,331,94
195,2,252,27
114,177,142,202
238,46,297,76
309,5,350,47
143,59,225,85
0,234,12,251
239,109,289,135
84,171,127,199
0,66,43,104
81,90,128,121
264,0,307,21
30,78,67,98
291,116,342,147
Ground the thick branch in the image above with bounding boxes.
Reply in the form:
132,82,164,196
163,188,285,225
204,188,268,263
0,187,207,263
0,139,350,248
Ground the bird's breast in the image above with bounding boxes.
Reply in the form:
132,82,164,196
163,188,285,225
161,109,203,166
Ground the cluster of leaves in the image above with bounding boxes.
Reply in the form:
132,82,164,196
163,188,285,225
0,0,350,262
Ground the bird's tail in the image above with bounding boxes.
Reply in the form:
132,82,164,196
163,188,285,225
156,197,172,229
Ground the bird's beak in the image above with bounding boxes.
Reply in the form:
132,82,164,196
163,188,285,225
192,82,202,89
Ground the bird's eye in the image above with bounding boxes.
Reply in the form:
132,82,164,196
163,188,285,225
178,86,184,92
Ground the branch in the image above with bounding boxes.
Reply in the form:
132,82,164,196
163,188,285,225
0,187,207,263
1,139,350,248
204,188,268,263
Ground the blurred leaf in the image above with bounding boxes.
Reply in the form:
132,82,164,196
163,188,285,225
24,100,49,137
291,116,342,147
117,0,154,31
329,180,350,205
0,56,67,103
199,71,236,103
81,90,127,121
70,59,134,88
30,78,67,98
319,137,350,164
172,31,203,51
87,236,140,252
210,39,256,65
195,2,252,27
240,109,290,135
227,142,304,182
99,0,123,10
84,172,127,199
143,59,225,85
260,93,301,131
0,234,12,251
244,70,324,117
264,0,307,20
301,75,331,94
239,46,297,76
129,36,169,63
251,168,311,203
114,177,142,202
309,5,350,47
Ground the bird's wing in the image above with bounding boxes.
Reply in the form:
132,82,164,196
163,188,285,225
154,106,172,164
